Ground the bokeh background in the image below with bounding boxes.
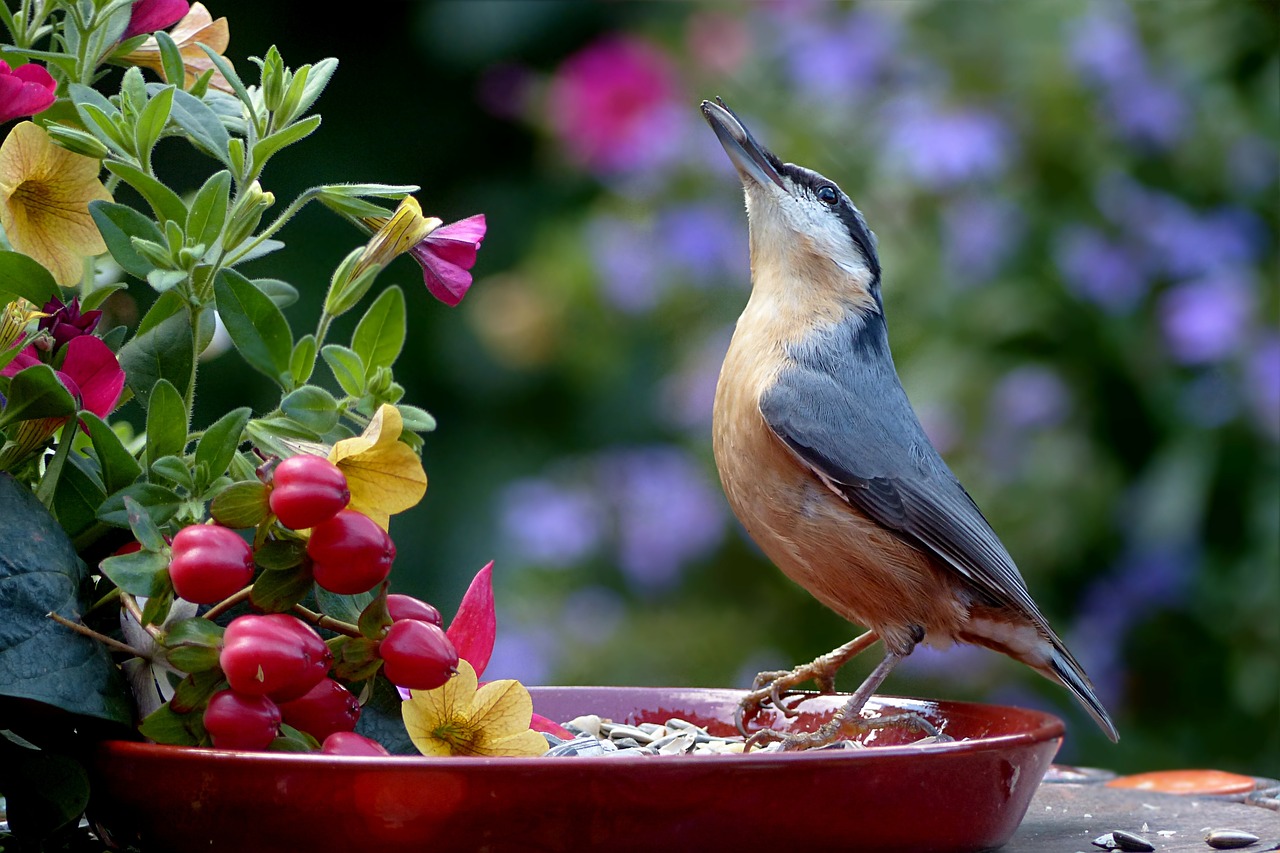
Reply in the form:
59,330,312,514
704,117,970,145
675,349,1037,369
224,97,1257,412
174,1,1277,773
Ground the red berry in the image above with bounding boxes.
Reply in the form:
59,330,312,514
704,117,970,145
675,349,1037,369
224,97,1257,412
168,524,255,604
277,678,361,740
203,690,281,750
269,455,351,530
220,614,333,702
321,732,390,756
306,510,395,595
386,594,442,626
377,619,458,690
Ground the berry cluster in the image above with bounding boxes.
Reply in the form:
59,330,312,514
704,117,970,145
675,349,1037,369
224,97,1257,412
110,454,460,752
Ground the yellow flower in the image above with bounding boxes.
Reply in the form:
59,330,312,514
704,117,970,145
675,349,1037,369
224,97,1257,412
327,404,427,529
119,3,234,93
0,122,112,286
402,660,548,758
0,298,43,351
351,196,441,284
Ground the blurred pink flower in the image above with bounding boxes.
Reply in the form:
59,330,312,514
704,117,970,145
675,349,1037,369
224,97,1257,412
411,214,486,307
123,0,189,40
0,61,55,124
546,35,681,174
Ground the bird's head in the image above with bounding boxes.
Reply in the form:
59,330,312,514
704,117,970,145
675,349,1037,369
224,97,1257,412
701,98,881,315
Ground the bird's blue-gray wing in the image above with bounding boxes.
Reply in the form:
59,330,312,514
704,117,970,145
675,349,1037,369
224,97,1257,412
759,320,1049,628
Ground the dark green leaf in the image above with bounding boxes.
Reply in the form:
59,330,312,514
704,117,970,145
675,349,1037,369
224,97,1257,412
0,364,76,429
186,169,232,252
194,406,251,492
150,454,194,490
123,495,168,552
250,563,313,613
96,482,182,528
209,479,269,528
0,475,131,724
105,160,188,225
320,344,365,397
137,702,202,746
81,282,127,311
252,537,304,570
316,587,375,625
134,84,175,160
81,412,142,495
165,643,221,674
290,334,316,385
253,277,299,308
329,635,381,682
0,739,92,838
213,268,293,386
119,301,194,409
0,250,58,306
145,379,187,471
270,724,320,753
280,385,339,434
352,285,406,378
140,584,174,627
353,675,413,754
153,31,186,95
357,583,392,640
98,547,169,597
51,453,107,540
168,669,227,714
88,201,164,280
244,416,322,461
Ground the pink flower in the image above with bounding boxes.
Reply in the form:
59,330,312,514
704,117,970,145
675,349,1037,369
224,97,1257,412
2,335,125,418
545,35,680,174
410,214,486,307
0,61,56,124
123,0,190,40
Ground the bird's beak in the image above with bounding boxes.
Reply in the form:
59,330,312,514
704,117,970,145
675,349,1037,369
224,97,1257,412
700,98,788,193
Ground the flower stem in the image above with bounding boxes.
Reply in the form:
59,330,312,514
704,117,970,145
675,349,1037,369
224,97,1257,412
47,611,147,657
202,586,254,621
291,604,361,638
122,593,162,639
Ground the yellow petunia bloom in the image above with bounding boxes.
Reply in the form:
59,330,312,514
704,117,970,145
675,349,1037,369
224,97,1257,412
327,404,427,530
119,2,234,93
402,660,548,758
0,122,112,286
351,196,441,284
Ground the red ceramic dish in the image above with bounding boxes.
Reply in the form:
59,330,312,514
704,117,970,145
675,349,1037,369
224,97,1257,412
90,687,1063,853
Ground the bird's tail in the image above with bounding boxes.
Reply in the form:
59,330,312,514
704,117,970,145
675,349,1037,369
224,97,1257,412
1043,639,1119,743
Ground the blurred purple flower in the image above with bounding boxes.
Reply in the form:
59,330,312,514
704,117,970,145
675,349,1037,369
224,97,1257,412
545,35,683,176
1157,271,1254,365
484,623,559,683
588,215,666,314
1067,4,1146,88
659,327,734,432
776,7,899,104
656,202,748,286
598,446,728,594
1053,224,1149,312
941,195,1022,285
880,96,1013,190
559,585,627,645
991,366,1072,431
1101,76,1186,149
497,477,605,567
1245,335,1280,439
1227,135,1280,195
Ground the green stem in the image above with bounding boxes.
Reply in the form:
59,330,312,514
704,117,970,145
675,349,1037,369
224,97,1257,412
313,311,334,349
224,187,321,265
185,303,202,417
202,586,253,621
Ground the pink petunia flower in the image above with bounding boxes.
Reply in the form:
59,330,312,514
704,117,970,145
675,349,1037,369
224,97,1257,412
2,335,125,418
410,214,486,307
0,61,56,124
122,0,190,40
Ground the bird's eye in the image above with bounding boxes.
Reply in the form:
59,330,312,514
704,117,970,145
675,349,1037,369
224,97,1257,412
817,185,838,205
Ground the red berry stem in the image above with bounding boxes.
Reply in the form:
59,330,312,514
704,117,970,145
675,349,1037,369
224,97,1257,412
122,592,162,639
290,603,362,639
201,585,256,621
46,611,148,657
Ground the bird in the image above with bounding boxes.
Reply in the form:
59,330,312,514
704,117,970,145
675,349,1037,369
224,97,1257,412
700,97,1118,750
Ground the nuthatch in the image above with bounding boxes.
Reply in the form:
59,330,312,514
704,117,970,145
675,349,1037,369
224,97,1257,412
701,98,1118,749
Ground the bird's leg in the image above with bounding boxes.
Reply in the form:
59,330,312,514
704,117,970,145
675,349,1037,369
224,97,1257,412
735,630,878,736
744,630,945,752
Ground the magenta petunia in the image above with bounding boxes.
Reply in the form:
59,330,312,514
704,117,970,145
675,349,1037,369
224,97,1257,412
409,214,486,307
122,0,190,40
39,296,103,349
0,61,56,124
2,336,124,418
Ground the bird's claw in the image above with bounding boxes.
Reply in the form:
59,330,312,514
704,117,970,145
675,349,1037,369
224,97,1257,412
742,710,952,753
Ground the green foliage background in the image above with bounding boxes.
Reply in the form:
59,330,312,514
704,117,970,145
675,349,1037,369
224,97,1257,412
172,0,1278,774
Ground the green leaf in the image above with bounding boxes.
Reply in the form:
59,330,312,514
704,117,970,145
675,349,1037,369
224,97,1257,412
316,587,375,625
145,379,187,472
97,482,182,528
88,201,166,279
320,344,366,397
353,675,413,754
81,412,142,495
244,417,322,461
352,285,406,378
270,724,321,753
0,364,75,429
250,563,313,613
186,169,232,252
290,334,317,385
280,385,339,434
0,475,132,725
123,494,168,552
149,454,193,491
119,301,194,408
254,277,299,308
105,160,188,226
98,546,169,597
168,669,227,714
137,702,201,746
194,406,251,493
134,84,175,160
252,538,304,570
166,86,233,165
153,31,186,97
197,43,255,119
396,404,436,433
209,480,268,528
0,739,91,838
0,250,58,306
250,114,321,167
357,583,392,640
140,585,174,627
213,269,293,387
81,282,127,312
290,57,338,120
162,618,224,674
51,453,108,540
328,635,382,682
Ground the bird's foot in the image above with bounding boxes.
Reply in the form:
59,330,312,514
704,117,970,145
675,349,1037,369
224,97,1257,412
735,631,879,736
743,710,952,753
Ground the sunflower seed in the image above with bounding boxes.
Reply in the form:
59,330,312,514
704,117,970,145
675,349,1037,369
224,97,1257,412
1205,829,1260,849
1112,830,1155,852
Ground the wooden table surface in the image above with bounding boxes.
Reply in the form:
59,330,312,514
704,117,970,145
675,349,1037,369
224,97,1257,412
1007,781,1279,852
